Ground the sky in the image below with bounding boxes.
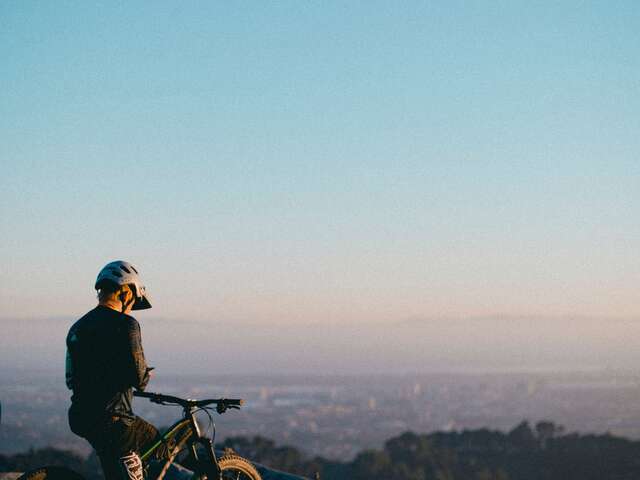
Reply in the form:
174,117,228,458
1,2,639,374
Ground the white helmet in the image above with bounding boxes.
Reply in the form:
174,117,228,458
95,260,152,310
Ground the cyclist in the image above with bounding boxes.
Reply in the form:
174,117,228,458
65,260,171,480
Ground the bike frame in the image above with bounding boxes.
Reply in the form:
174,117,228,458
140,405,222,479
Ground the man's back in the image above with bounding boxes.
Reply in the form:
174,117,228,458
66,305,150,427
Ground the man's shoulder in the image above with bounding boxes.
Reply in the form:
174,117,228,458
68,306,137,334
120,313,141,334
68,307,99,333
122,311,139,325
92,307,140,334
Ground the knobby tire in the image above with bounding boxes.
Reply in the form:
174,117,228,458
213,454,262,480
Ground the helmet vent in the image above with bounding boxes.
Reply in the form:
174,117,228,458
130,266,138,274
110,269,123,278
120,265,131,274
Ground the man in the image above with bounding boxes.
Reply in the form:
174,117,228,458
65,260,165,480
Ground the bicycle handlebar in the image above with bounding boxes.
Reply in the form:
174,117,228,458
134,390,244,411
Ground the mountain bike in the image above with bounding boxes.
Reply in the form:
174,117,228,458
17,390,261,480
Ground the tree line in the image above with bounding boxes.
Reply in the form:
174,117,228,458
3,421,640,479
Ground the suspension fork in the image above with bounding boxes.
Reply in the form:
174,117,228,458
186,406,222,479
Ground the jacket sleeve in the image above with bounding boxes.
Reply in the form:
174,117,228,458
65,330,79,390
124,318,151,390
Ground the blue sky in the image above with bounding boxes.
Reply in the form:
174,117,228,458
1,1,638,338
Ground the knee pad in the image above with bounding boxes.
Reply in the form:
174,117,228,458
119,451,144,480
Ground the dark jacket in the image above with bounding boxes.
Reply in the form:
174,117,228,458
66,305,150,433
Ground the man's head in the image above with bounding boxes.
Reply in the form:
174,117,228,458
95,260,152,313
97,282,137,314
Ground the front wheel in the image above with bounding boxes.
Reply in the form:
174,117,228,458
216,454,262,480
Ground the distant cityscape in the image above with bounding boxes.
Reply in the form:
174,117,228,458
3,371,640,460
